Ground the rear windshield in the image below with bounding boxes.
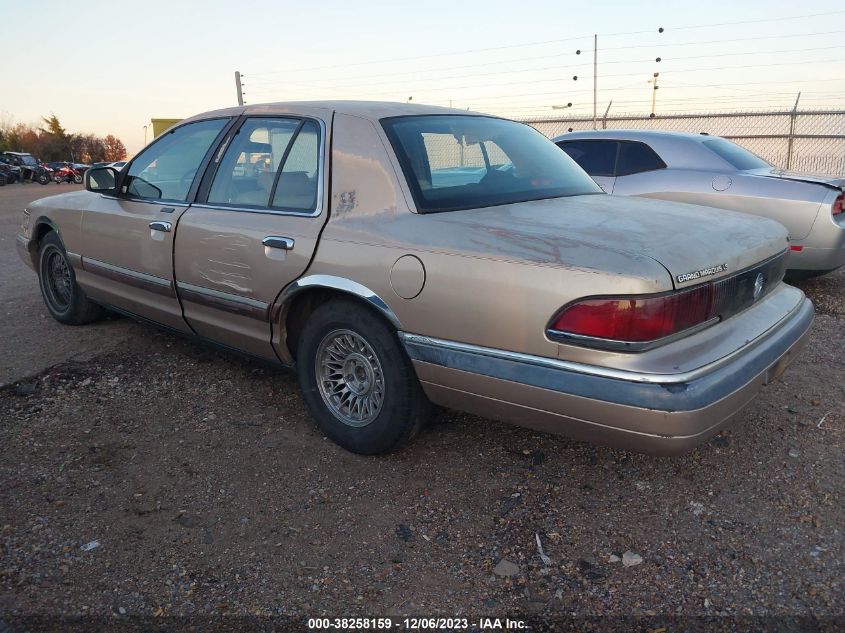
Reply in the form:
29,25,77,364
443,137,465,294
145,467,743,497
382,115,601,213
702,138,771,171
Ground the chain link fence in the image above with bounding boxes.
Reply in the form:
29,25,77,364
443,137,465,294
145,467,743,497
520,109,845,175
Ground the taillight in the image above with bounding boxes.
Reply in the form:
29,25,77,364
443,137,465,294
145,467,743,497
549,283,716,345
833,193,844,216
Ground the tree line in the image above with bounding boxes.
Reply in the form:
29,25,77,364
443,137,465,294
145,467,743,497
0,115,127,163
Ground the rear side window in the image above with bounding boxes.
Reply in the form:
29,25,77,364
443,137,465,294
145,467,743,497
616,141,666,175
702,138,771,170
271,121,320,211
208,117,321,213
557,140,617,177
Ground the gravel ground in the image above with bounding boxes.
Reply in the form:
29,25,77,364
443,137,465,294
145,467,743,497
0,185,843,632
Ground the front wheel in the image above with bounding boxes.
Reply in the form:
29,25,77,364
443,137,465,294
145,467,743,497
36,173,50,185
297,299,430,454
38,232,105,324
73,173,83,184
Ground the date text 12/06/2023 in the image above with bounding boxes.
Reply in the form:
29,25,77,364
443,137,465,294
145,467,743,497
306,616,527,630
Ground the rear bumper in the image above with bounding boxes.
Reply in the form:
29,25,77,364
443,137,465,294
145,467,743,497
401,296,814,455
787,244,845,272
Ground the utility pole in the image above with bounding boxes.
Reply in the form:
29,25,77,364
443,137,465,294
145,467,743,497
592,34,598,130
235,71,244,106
648,72,659,116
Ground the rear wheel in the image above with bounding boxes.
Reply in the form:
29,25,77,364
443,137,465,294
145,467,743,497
36,172,50,185
38,232,105,324
297,299,430,454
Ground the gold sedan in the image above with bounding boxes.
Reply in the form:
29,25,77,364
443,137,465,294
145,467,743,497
17,102,813,455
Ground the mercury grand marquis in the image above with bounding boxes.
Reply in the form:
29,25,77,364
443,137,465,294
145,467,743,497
17,101,814,455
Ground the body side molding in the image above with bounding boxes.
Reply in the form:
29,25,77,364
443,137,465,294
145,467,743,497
82,257,175,297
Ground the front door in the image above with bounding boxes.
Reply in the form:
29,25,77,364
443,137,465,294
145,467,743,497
173,113,329,359
76,118,231,331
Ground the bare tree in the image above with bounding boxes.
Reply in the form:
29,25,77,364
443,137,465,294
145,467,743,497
102,135,127,162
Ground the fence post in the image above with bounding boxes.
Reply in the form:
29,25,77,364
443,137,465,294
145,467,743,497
602,101,612,130
786,92,800,170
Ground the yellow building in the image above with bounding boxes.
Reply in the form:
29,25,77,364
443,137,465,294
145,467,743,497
151,118,182,138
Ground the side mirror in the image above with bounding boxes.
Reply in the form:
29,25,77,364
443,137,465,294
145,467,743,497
85,166,118,193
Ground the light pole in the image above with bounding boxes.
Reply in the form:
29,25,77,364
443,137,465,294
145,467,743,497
143,125,148,146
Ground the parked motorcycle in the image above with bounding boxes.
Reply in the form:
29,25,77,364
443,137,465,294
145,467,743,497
32,164,52,185
53,164,83,184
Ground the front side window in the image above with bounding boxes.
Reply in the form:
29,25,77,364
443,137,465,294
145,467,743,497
702,138,771,171
383,115,601,213
557,140,618,177
208,118,321,212
125,118,229,201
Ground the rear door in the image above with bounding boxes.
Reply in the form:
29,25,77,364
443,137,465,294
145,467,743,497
173,111,330,359
77,118,232,331
557,139,618,193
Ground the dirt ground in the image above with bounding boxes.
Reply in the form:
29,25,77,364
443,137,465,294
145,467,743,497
0,184,842,632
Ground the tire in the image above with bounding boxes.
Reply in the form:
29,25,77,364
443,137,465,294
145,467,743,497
73,174,83,184
36,173,50,185
297,299,430,454
37,232,105,325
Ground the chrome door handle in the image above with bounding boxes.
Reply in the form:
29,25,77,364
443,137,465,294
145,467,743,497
262,236,294,250
149,221,172,232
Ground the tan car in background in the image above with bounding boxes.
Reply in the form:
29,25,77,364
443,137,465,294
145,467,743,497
17,102,814,455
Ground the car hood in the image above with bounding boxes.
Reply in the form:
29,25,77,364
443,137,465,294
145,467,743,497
416,194,789,289
750,168,845,190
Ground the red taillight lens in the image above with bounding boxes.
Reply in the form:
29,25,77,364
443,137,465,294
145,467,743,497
833,193,844,216
550,284,716,343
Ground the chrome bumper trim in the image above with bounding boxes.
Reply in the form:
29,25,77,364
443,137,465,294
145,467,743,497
399,296,813,386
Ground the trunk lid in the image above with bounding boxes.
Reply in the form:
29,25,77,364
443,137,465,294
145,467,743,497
433,194,789,288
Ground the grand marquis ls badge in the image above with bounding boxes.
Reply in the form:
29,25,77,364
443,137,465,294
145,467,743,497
676,263,728,284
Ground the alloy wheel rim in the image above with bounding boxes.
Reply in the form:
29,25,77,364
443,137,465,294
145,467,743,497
44,248,72,311
316,329,385,427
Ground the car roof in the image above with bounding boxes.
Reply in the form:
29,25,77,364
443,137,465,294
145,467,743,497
554,129,713,143
183,100,489,125
553,129,734,170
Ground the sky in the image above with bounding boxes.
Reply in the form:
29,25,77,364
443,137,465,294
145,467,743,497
2,0,844,154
